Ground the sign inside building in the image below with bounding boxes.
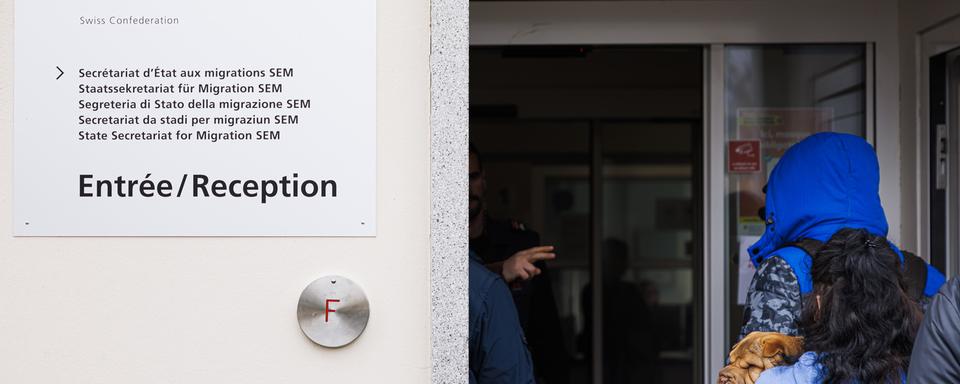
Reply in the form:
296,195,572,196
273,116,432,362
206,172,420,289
14,0,376,236
727,140,762,173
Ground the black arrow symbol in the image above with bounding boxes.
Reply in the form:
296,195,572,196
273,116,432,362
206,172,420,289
56,66,64,80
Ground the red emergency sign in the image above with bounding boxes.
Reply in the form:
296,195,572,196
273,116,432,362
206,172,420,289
728,140,762,173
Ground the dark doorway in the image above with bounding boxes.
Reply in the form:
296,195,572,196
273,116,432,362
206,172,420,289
930,46,960,276
470,46,704,384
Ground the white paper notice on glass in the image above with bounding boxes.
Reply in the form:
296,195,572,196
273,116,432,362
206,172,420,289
15,0,376,236
738,235,761,304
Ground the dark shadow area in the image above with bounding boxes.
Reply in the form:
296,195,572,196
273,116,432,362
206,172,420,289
470,45,703,384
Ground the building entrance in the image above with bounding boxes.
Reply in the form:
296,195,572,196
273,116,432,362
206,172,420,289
470,45,704,384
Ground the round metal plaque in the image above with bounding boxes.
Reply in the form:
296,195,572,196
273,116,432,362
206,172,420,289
297,275,369,348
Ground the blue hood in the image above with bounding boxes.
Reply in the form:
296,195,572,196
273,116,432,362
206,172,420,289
749,132,888,266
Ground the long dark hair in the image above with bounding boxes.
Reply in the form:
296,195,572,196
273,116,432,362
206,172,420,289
799,228,921,383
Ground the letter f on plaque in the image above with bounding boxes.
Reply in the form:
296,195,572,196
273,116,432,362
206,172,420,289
324,299,340,322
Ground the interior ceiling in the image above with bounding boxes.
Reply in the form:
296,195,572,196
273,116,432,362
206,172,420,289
471,46,702,119
471,46,702,158
472,47,701,90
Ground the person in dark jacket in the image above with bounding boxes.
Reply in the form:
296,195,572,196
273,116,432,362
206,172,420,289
469,143,569,383
907,277,960,383
739,132,945,341
469,250,536,384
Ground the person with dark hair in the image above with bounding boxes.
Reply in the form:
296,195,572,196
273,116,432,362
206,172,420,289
470,143,556,283
739,133,943,344
750,228,921,384
718,133,944,384
906,277,960,382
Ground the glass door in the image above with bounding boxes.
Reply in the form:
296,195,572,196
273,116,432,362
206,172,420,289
595,119,702,384
718,44,870,345
470,46,704,384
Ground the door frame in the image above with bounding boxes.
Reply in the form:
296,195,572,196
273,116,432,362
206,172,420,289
917,14,960,279
469,1,897,382
430,0,469,383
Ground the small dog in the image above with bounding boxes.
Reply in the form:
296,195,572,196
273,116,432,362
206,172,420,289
717,332,804,384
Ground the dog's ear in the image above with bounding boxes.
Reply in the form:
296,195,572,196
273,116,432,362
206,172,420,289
759,334,803,358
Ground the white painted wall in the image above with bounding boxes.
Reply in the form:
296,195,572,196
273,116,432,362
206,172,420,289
0,0,433,382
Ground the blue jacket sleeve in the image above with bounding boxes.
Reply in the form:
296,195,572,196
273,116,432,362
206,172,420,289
754,352,822,384
470,251,535,384
473,279,535,384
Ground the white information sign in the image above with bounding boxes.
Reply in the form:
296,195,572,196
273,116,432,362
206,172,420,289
15,0,376,236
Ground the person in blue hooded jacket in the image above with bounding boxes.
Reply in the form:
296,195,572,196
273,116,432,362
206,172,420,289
469,250,536,384
738,132,945,341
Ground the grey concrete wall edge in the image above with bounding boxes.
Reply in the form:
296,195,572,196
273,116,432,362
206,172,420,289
430,0,469,382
